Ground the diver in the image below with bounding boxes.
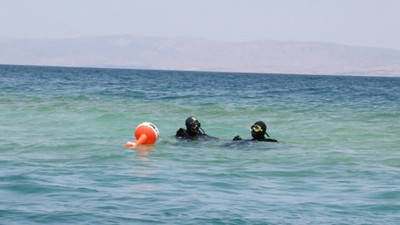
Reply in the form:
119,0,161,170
233,121,278,142
176,116,217,141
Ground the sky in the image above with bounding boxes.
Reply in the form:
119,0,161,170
1,0,399,50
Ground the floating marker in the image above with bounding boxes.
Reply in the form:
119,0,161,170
125,122,159,148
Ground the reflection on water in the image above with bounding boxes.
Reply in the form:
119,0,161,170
129,145,158,199
127,144,156,157
128,145,157,178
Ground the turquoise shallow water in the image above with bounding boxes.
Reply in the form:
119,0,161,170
1,65,400,224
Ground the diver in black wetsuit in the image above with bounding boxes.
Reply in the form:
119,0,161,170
233,121,278,142
176,116,217,141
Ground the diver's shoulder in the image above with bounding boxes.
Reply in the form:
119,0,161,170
176,128,187,138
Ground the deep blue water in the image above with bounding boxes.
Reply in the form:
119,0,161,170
1,65,399,224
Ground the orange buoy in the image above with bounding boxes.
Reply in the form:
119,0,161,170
125,122,160,148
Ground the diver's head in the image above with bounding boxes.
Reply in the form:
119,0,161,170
250,121,267,140
185,116,201,136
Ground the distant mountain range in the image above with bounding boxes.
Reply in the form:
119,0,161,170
1,36,400,76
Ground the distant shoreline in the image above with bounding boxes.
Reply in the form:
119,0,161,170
2,63,399,78
1,36,400,77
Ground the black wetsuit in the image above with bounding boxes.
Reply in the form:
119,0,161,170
233,135,278,142
176,128,217,141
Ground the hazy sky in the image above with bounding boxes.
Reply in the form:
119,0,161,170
1,0,399,50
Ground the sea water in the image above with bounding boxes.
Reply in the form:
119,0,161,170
0,65,399,224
